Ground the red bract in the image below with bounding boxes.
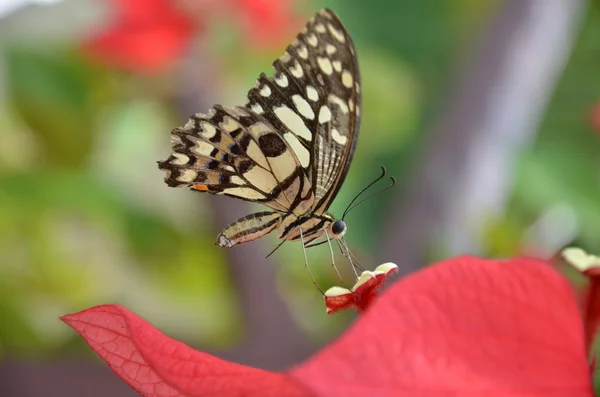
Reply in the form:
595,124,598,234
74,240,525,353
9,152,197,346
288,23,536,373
324,262,398,315
61,256,594,397
84,0,196,72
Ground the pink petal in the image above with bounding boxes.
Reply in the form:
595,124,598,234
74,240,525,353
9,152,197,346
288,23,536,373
291,256,593,397
61,305,310,397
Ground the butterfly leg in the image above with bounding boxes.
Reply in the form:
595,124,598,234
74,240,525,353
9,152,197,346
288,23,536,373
337,239,359,278
299,228,324,294
346,242,365,272
324,230,349,288
265,239,286,259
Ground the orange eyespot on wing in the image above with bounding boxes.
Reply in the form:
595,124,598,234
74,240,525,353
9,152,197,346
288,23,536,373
193,184,209,191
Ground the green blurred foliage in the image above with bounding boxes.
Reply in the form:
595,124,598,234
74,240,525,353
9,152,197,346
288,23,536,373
0,0,598,373
6,48,113,168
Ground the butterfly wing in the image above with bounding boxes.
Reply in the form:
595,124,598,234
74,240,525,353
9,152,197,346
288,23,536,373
158,105,315,216
245,8,361,215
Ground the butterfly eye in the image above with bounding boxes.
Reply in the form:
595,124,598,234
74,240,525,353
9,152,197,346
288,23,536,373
331,219,347,237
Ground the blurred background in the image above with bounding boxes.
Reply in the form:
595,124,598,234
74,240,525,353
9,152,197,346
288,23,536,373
0,0,598,395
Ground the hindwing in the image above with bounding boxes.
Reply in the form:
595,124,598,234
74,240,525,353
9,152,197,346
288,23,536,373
158,105,314,216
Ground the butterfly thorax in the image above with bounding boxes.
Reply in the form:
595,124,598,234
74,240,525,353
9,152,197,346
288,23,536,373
277,211,346,244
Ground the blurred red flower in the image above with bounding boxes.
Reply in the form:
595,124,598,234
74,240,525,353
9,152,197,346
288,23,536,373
84,0,197,72
62,256,595,396
230,0,303,49
84,0,301,73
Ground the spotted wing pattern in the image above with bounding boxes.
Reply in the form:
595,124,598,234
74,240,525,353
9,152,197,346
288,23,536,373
245,8,361,214
158,105,314,216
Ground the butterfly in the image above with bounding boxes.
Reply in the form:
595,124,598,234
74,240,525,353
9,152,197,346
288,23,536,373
158,8,361,253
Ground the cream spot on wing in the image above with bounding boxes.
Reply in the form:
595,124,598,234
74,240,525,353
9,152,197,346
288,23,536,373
275,73,289,87
315,23,326,33
178,169,197,182
246,140,269,169
284,132,310,167
292,95,314,120
191,139,214,156
331,128,347,145
260,85,271,97
230,107,249,118
200,122,217,139
319,9,332,19
328,94,349,114
332,60,342,73
307,33,318,47
317,74,325,86
356,105,360,117
250,103,264,114
328,23,345,43
290,60,303,78
243,166,278,192
230,176,246,185
318,105,331,124
326,44,336,55
348,98,355,112
222,187,266,200
274,106,312,141
341,70,353,88
221,116,241,132
355,82,360,93
224,165,235,172
306,85,319,101
280,51,291,63
268,150,297,181
171,153,189,165
317,57,333,75
297,45,308,59
170,134,183,145
249,121,272,137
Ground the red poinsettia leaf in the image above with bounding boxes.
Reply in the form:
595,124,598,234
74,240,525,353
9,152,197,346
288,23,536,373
291,256,593,397
61,305,310,397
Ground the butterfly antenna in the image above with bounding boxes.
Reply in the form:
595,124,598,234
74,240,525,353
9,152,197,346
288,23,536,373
300,228,324,294
343,176,396,220
342,166,388,220
325,230,349,288
265,239,286,259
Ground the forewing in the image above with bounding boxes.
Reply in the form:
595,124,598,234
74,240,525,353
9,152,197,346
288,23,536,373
158,105,315,215
245,8,361,213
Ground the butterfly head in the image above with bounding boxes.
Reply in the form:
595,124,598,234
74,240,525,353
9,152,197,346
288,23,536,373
329,219,347,239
